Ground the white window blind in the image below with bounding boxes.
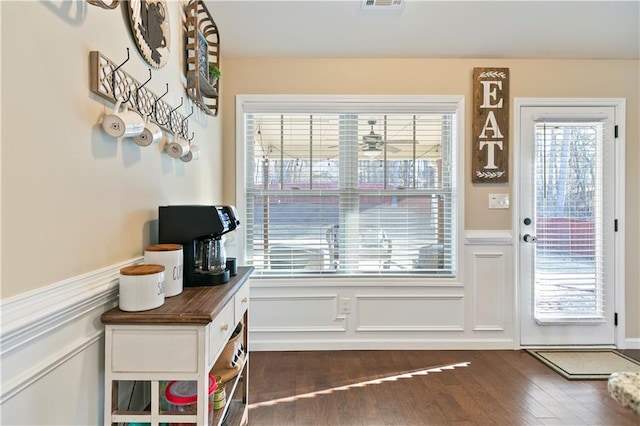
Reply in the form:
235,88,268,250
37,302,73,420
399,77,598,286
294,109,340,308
534,121,607,321
241,97,460,278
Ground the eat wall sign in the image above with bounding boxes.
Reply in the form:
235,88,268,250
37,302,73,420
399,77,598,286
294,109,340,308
472,67,509,183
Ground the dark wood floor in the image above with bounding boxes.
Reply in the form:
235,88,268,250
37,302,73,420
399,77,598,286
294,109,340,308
248,350,640,425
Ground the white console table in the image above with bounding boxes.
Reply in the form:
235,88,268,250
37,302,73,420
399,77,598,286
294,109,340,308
101,266,253,426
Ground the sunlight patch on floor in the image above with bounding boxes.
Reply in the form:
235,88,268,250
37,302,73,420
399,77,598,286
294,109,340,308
248,361,470,409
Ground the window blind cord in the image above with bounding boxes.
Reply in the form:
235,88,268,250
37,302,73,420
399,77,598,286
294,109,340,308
543,123,548,199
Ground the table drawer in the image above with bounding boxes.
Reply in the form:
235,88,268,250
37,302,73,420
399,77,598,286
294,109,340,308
111,326,200,373
208,300,235,367
234,281,250,320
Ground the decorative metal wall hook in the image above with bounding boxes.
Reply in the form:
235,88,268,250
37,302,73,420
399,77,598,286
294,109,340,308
135,69,153,114
154,83,169,105
111,48,130,77
183,106,194,123
180,107,194,136
168,98,184,134
156,112,169,126
137,68,152,92
111,48,131,102
186,131,195,142
112,82,133,104
170,97,184,114
153,83,170,124
117,84,133,104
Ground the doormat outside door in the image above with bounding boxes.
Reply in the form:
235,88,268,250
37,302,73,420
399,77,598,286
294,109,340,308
526,349,640,380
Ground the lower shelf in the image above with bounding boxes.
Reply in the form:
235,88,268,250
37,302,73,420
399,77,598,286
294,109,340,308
109,355,248,426
216,357,248,426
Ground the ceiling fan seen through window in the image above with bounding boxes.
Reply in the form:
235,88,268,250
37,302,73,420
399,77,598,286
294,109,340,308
361,119,421,156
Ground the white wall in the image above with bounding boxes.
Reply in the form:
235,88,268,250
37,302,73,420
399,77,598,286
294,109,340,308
1,1,223,299
1,1,224,424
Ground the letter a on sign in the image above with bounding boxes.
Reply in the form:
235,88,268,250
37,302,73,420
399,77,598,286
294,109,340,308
472,67,509,183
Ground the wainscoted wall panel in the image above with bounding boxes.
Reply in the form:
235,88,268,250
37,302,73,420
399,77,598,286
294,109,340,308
249,231,516,351
355,294,465,332
250,294,347,332
471,252,506,331
465,231,514,335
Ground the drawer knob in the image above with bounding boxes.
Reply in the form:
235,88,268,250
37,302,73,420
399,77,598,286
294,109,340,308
220,323,229,331
242,297,248,303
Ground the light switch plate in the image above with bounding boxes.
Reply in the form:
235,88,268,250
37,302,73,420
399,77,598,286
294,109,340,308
489,193,510,209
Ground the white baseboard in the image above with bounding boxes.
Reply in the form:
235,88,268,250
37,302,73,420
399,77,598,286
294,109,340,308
624,338,640,350
250,338,517,352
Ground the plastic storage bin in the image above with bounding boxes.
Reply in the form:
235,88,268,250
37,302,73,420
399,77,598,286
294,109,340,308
165,375,217,426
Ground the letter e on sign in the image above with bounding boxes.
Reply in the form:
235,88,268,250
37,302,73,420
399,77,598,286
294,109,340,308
472,68,509,183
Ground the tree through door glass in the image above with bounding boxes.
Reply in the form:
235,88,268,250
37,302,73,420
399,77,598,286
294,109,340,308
533,121,606,322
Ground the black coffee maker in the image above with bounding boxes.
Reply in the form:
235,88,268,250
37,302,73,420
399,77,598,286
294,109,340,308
158,205,240,286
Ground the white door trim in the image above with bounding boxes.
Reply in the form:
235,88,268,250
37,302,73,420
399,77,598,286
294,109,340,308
513,98,626,349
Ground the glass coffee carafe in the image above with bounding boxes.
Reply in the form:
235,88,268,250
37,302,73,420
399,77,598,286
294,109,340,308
197,237,226,275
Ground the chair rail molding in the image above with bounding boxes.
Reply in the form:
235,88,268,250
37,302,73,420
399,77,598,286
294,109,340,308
465,230,513,245
0,257,141,354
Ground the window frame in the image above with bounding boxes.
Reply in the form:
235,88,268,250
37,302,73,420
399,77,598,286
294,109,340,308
234,94,465,282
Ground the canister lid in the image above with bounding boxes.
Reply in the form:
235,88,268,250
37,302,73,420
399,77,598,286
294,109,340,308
120,264,165,276
145,243,183,252
165,375,217,405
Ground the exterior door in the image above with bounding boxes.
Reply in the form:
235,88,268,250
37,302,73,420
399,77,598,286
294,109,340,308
518,102,619,347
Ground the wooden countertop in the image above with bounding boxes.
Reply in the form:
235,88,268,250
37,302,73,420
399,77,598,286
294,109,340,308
101,266,254,326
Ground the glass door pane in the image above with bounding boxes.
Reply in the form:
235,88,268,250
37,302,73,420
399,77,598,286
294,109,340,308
534,121,604,322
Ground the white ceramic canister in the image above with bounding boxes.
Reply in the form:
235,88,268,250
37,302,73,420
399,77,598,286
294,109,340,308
144,244,184,297
119,264,166,312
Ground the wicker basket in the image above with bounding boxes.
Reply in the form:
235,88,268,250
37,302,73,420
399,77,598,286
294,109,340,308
210,322,244,383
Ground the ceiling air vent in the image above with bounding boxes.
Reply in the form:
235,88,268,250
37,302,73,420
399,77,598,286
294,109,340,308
362,0,404,10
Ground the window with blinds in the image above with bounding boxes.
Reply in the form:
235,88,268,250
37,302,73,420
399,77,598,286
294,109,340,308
534,121,607,320
239,96,462,278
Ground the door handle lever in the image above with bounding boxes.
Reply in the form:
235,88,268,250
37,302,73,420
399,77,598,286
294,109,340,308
523,234,537,243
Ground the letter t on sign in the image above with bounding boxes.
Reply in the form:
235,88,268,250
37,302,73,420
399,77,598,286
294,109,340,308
472,68,509,183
